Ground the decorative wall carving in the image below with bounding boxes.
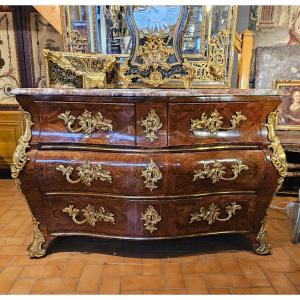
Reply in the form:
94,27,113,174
0,9,20,105
29,11,63,88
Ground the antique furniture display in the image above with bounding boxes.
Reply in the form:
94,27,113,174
11,88,286,257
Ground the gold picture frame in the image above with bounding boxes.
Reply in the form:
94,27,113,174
273,79,300,131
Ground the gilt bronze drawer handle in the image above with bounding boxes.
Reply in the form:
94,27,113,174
190,109,247,134
190,202,242,225
141,205,161,233
193,160,249,184
63,204,115,226
56,160,112,186
141,109,163,142
58,109,113,136
141,159,162,191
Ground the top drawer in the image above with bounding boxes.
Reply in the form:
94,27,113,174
168,102,264,146
37,102,135,146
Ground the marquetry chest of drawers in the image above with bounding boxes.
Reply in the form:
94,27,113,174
11,88,287,258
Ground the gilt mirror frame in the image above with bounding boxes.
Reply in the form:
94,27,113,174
59,5,238,89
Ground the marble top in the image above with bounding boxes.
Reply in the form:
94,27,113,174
11,88,284,97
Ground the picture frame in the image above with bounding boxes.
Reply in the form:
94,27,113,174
273,79,300,131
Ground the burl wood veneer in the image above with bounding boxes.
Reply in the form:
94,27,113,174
11,88,287,258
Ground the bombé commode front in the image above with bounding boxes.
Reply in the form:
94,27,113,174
11,88,286,258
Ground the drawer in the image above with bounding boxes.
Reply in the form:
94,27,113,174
36,149,267,196
168,102,264,146
167,150,266,195
36,101,135,146
169,195,256,236
136,102,167,148
45,195,132,236
45,194,256,238
36,150,167,196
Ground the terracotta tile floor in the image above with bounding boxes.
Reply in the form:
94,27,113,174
0,179,300,294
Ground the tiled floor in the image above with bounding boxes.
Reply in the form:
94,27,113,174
0,179,300,294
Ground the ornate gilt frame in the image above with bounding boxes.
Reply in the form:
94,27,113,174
60,5,91,53
188,6,238,88
273,79,300,131
182,6,207,60
59,5,238,89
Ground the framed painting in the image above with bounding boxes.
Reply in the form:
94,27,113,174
274,79,300,131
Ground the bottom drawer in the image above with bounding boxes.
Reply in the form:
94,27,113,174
45,194,257,238
171,196,256,236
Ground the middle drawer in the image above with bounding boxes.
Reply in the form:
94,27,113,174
36,150,267,196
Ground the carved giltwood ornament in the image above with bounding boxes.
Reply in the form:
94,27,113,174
190,109,247,134
11,110,33,193
63,204,115,226
141,109,163,142
141,205,162,233
56,160,112,187
266,110,287,193
193,160,249,184
191,30,228,82
141,159,162,191
254,215,272,255
28,217,46,258
119,33,194,88
58,109,113,137
190,202,242,225
43,49,116,88
69,30,88,52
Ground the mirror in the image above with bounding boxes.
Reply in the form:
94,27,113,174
60,5,237,88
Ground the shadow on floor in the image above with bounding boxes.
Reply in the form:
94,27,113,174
0,169,11,179
48,233,253,258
